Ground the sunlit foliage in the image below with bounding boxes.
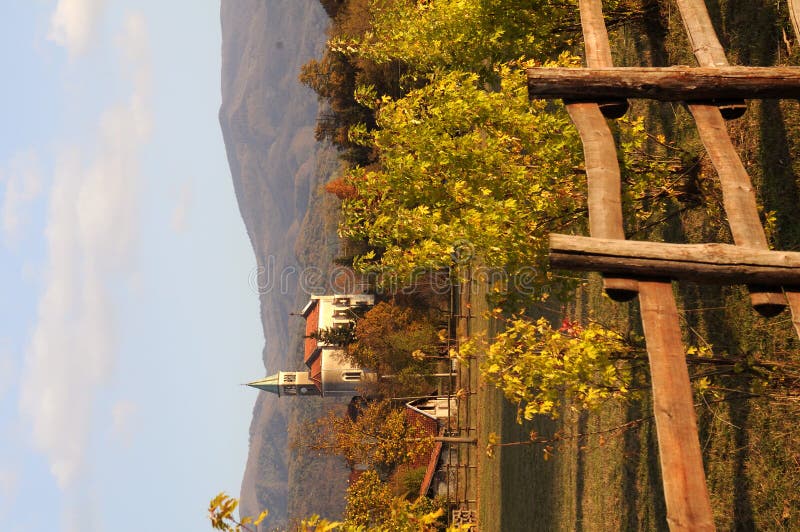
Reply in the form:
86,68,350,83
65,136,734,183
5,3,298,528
467,317,633,420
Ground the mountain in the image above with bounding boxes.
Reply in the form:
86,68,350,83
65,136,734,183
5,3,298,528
219,0,346,527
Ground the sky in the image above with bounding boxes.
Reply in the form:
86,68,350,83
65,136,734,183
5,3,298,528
0,1,265,530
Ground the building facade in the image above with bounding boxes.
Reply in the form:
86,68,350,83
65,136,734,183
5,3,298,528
247,294,376,397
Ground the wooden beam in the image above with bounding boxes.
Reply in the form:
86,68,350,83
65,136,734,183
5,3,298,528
578,0,628,118
567,103,638,300
674,0,747,119
528,66,800,101
788,0,800,49
638,281,715,532
549,233,800,285
570,0,636,299
670,0,786,316
689,104,787,316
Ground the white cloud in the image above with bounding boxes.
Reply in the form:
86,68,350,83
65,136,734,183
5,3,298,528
171,182,193,233
20,11,152,489
1,150,43,244
110,400,139,446
47,0,107,57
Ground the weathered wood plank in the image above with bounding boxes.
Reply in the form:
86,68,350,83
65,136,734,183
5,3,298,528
528,66,800,101
674,0,747,119
788,0,800,47
688,104,787,316
566,103,638,300
786,291,800,339
672,0,786,315
549,233,800,285
674,0,728,66
573,3,716,529
571,0,635,299
639,281,715,532
577,0,628,118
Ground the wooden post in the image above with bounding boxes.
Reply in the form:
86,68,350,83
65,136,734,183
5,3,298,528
528,66,800,101
548,233,800,285
788,0,800,47
674,0,747,119
565,3,717,529
672,0,788,316
567,103,639,300
570,0,637,300
577,0,629,118
639,281,715,532
688,104,787,316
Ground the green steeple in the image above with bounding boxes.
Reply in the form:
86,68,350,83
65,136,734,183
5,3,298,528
246,373,281,395
246,371,322,397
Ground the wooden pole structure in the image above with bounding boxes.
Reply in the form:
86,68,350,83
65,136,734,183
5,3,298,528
788,0,800,46
688,105,786,317
569,2,716,529
528,66,800,101
549,233,800,285
674,0,788,317
674,0,747,119
569,0,638,301
576,0,628,118
639,281,716,532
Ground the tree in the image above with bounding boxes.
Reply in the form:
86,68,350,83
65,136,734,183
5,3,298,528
467,316,634,421
209,490,456,532
346,301,440,373
330,0,580,81
208,493,267,532
343,470,447,531
339,65,585,287
295,399,434,477
309,323,357,346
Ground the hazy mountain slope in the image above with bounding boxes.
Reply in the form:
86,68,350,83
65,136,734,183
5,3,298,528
219,0,331,526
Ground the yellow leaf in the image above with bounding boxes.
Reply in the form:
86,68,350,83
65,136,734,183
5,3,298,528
254,510,268,525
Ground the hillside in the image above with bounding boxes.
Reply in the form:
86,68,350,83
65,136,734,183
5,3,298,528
219,0,346,526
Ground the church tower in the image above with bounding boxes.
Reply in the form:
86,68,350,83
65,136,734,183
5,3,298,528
246,371,322,397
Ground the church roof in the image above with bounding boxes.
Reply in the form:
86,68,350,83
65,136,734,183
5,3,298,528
245,373,281,394
304,302,321,365
300,297,318,317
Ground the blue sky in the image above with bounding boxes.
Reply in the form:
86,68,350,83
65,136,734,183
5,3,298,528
0,1,265,530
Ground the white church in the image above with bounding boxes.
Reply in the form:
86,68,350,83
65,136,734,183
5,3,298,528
247,294,376,397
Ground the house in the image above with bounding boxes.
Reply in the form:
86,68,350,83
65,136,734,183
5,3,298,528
247,294,376,397
403,397,457,498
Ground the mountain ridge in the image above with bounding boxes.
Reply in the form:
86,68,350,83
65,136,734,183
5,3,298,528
219,0,332,526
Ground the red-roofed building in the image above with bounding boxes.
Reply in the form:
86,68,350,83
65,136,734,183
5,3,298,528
402,397,458,498
248,294,375,397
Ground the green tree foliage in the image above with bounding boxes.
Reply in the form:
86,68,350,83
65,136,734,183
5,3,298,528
209,491,457,532
467,317,633,421
330,0,580,79
300,0,406,163
347,301,440,373
299,51,379,163
339,66,585,284
343,470,447,530
310,323,357,346
296,399,434,477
